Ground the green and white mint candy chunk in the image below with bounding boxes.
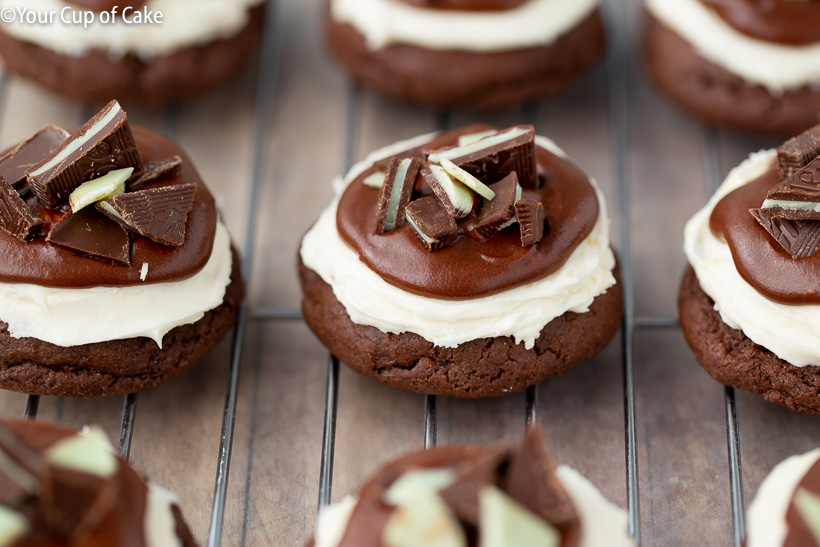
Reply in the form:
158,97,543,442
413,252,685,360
498,183,524,230
384,468,456,506
44,425,118,478
0,507,27,547
440,158,495,201
762,199,820,212
479,486,560,547
383,489,467,547
458,129,498,147
68,167,134,213
364,171,387,188
794,488,820,544
429,165,473,218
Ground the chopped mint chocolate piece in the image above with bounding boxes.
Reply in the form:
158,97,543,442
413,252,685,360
47,207,131,265
27,100,142,208
768,155,820,205
382,489,467,547
439,449,508,526
376,157,421,235
0,176,43,241
0,508,27,545
475,173,519,238
750,208,820,258
0,125,69,189
458,129,498,147
363,170,387,189
793,488,820,544
101,182,197,247
479,486,560,547
515,199,546,246
127,155,182,189
44,426,118,478
440,158,495,201
429,126,538,189
423,165,474,219
778,124,820,180
385,469,456,507
0,423,44,506
405,196,459,252
68,167,132,213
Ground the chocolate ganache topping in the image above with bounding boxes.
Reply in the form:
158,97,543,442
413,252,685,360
699,0,820,46
0,102,216,289
397,0,529,11
710,124,820,304
337,125,599,299
324,427,582,547
783,457,820,547
0,420,196,547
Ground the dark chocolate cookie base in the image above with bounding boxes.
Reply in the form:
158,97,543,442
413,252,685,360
643,13,820,136
679,266,820,414
0,6,265,106
300,259,622,398
0,249,244,398
326,8,605,108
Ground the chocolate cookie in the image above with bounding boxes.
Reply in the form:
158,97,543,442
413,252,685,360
326,9,605,108
678,266,820,414
300,259,622,399
0,6,264,106
0,249,243,398
643,13,820,136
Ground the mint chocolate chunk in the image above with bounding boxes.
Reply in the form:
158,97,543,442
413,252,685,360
376,157,421,235
100,182,197,247
429,125,538,189
27,100,142,208
750,207,820,258
767,155,820,205
0,177,43,241
778,124,820,180
515,198,546,246
475,173,519,238
47,207,131,265
127,155,182,189
68,167,131,213
405,196,458,252
0,125,69,190
423,165,474,219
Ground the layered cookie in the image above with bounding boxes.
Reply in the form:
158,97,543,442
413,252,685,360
0,0,264,105
327,0,605,108
747,448,820,547
300,125,621,398
0,100,243,397
680,124,820,413
307,427,633,547
644,0,820,134
0,419,197,546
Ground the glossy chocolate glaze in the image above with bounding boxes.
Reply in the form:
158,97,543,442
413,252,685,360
337,128,599,299
0,127,216,288
397,0,528,11
709,161,820,304
699,0,820,46
784,458,820,547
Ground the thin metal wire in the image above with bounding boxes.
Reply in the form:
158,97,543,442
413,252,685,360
424,395,437,450
207,1,282,544
248,307,303,321
118,393,137,460
604,0,640,540
526,385,538,428
635,316,679,329
725,387,745,547
23,395,39,420
318,355,340,509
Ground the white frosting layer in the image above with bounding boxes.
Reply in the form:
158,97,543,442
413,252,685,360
646,0,820,93
683,149,820,367
747,448,820,547
0,220,233,348
300,134,617,351
0,0,263,58
314,465,634,547
145,483,184,547
330,0,599,52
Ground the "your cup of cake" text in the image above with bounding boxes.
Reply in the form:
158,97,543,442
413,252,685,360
0,6,163,28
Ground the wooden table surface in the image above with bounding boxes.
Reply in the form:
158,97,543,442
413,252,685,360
1,0,819,546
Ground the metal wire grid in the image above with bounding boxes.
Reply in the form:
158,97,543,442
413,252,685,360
10,0,752,545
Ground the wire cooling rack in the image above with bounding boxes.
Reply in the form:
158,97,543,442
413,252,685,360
12,0,800,545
